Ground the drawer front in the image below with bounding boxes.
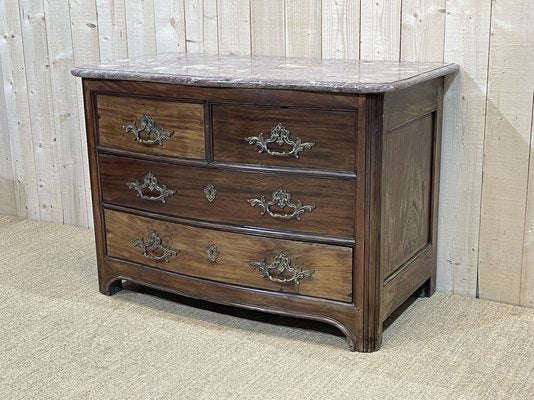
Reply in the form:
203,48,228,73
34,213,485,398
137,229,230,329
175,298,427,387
105,209,353,302
212,105,356,171
97,94,205,159
100,154,355,238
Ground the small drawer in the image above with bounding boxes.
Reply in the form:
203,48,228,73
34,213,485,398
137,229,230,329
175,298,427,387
96,94,205,159
99,154,355,238
212,104,356,171
104,209,353,302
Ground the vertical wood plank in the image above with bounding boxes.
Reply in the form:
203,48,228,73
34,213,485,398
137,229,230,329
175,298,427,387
437,1,492,296
69,0,101,64
285,0,322,58
125,0,157,57
70,0,100,228
250,0,285,56
360,0,401,61
202,0,218,54
154,0,186,53
401,0,445,62
96,0,128,62
321,0,360,60
438,1,490,295
0,0,35,218
521,99,534,307
478,0,534,304
19,0,63,223
44,0,89,227
184,0,203,53
217,0,250,55
0,55,17,216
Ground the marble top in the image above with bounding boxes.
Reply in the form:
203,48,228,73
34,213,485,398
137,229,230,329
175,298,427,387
72,53,458,94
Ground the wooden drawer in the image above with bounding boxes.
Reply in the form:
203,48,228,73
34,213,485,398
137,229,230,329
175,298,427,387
212,104,356,171
100,154,355,238
104,209,353,302
96,94,205,159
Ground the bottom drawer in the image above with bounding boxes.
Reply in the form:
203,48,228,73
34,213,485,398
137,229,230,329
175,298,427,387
104,209,353,303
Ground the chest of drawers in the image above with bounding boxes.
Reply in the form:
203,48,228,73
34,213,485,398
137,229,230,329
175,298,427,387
73,54,458,351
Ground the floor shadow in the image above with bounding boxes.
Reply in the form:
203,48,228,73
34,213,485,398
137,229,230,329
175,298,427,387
122,281,421,346
123,281,344,338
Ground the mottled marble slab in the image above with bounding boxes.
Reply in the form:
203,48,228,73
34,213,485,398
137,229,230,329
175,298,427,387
72,53,458,93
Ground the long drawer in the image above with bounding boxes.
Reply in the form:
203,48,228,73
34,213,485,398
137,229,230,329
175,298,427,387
99,154,355,238
104,209,353,302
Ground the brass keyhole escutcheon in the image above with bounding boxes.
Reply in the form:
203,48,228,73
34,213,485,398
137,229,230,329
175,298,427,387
204,184,217,203
206,243,220,263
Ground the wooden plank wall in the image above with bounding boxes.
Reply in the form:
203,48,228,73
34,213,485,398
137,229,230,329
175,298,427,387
0,0,533,307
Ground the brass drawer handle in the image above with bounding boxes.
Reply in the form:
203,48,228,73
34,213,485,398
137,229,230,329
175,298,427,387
127,171,176,203
123,114,174,146
245,122,315,158
248,188,316,220
133,232,177,262
250,251,315,285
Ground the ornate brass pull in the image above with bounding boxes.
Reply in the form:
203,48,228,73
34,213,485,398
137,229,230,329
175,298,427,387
245,122,315,158
133,232,177,262
127,171,176,203
250,251,315,285
248,188,316,220
123,114,174,146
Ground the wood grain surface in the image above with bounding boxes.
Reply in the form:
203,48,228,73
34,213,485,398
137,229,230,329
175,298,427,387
105,209,353,302
99,153,355,238
97,94,205,159
212,104,357,172
382,113,434,279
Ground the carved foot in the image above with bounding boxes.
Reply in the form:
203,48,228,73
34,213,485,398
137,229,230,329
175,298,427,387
414,278,434,298
100,278,122,296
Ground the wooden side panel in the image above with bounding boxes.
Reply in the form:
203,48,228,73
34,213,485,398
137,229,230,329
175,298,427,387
250,0,285,57
285,0,321,58
383,79,439,130
321,0,360,60
438,0,491,296
360,0,401,61
382,113,434,279
154,0,186,53
400,0,445,62
478,0,534,304
105,209,353,302
381,79,442,319
96,94,205,159
217,0,251,55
